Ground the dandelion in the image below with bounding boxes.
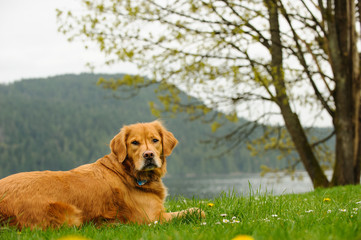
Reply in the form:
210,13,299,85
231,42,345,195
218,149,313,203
232,235,255,240
323,198,331,202
223,219,230,223
339,209,347,212
208,203,215,207
220,213,227,217
57,236,90,240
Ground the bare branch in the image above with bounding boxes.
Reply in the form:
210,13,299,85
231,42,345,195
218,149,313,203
279,0,335,118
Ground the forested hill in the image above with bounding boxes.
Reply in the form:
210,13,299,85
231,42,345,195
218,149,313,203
0,74,292,178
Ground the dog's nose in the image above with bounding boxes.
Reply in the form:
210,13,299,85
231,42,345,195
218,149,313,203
143,151,154,159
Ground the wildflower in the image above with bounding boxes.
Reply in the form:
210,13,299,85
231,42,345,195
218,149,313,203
353,208,358,211
147,221,158,227
215,221,221,225
232,235,255,240
305,210,314,213
231,220,240,223
220,213,227,217
232,216,237,220
223,219,230,223
356,201,361,204
323,198,331,202
201,222,207,225
339,209,347,212
208,203,215,207
327,210,332,213
271,214,278,217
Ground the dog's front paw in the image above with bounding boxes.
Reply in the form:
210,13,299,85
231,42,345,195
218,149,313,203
186,207,206,218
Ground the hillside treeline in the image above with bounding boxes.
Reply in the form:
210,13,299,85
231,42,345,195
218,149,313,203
0,74,326,178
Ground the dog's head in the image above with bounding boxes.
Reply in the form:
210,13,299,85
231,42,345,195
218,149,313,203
110,121,178,179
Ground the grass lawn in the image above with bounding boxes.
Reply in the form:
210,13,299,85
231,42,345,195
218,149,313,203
1,184,361,240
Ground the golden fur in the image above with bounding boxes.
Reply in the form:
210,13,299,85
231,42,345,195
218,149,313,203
0,121,204,229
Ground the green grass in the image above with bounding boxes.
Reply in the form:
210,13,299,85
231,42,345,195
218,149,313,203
2,185,361,240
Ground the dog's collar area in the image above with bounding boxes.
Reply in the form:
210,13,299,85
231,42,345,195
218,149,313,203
137,179,148,186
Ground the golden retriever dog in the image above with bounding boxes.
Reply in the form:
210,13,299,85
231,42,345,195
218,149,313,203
0,121,204,229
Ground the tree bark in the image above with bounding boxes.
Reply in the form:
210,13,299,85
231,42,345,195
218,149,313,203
352,1,361,184
266,0,329,187
329,0,361,185
351,0,361,183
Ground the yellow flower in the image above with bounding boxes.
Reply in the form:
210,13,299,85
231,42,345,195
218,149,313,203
207,203,215,207
232,235,255,240
57,236,90,240
323,198,331,202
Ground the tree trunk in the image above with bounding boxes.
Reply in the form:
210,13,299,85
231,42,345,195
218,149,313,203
328,0,361,185
266,0,329,187
353,0,361,183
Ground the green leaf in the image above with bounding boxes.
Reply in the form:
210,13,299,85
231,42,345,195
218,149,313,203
225,112,238,123
211,121,221,132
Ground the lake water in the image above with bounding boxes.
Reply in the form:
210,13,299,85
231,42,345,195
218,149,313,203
163,172,316,199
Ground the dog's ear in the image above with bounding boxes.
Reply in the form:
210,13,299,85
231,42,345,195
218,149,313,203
162,130,178,156
110,127,128,162
153,120,178,156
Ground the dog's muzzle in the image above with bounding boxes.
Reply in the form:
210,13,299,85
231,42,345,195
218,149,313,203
142,151,158,171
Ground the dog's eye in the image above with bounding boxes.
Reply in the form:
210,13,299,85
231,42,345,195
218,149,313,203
131,140,139,145
152,139,159,143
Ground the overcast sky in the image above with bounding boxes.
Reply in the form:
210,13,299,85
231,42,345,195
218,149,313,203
0,0,137,84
